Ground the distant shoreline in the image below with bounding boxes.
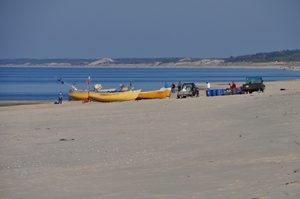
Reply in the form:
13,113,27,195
1,61,300,70
2,50,299,68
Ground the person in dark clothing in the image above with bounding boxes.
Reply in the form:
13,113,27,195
177,81,182,92
171,82,176,93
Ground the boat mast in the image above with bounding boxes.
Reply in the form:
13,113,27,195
86,76,91,91
55,76,78,90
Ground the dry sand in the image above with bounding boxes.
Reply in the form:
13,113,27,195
1,80,299,199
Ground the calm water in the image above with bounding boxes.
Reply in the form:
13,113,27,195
0,67,299,101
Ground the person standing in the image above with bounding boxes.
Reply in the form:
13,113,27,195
171,82,176,93
164,82,169,88
177,81,182,92
230,81,236,94
58,91,63,104
206,82,210,90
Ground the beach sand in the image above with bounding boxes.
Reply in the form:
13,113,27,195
0,80,299,199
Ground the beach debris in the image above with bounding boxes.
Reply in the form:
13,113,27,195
285,181,299,185
60,138,75,141
280,88,288,91
294,168,300,173
294,141,300,147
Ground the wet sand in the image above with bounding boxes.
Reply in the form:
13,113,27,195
0,80,299,199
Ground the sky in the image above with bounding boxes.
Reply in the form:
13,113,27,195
0,0,299,59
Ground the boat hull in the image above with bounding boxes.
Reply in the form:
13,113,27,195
137,87,171,100
89,89,141,102
68,90,89,101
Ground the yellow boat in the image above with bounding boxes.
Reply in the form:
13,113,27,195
69,86,117,101
136,87,171,100
68,90,89,101
89,89,141,102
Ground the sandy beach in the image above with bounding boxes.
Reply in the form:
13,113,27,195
0,80,299,199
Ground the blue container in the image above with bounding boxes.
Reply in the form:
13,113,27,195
211,89,217,96
206,89,211,97
217,89,223,96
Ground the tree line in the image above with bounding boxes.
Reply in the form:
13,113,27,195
225,49,300,63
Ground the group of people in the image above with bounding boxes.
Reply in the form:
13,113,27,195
165,81,183,93
170,81,182,93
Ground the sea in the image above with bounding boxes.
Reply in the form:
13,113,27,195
0,66,299,101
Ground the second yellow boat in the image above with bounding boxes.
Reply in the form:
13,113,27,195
68,90,89,101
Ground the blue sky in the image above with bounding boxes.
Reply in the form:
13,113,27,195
0,0,299,59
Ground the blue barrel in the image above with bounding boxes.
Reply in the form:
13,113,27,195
211,89,217,96
206,89,211,97
217,89,223,96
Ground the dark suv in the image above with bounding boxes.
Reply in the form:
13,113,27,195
177,83,199,98
242,76,265,94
